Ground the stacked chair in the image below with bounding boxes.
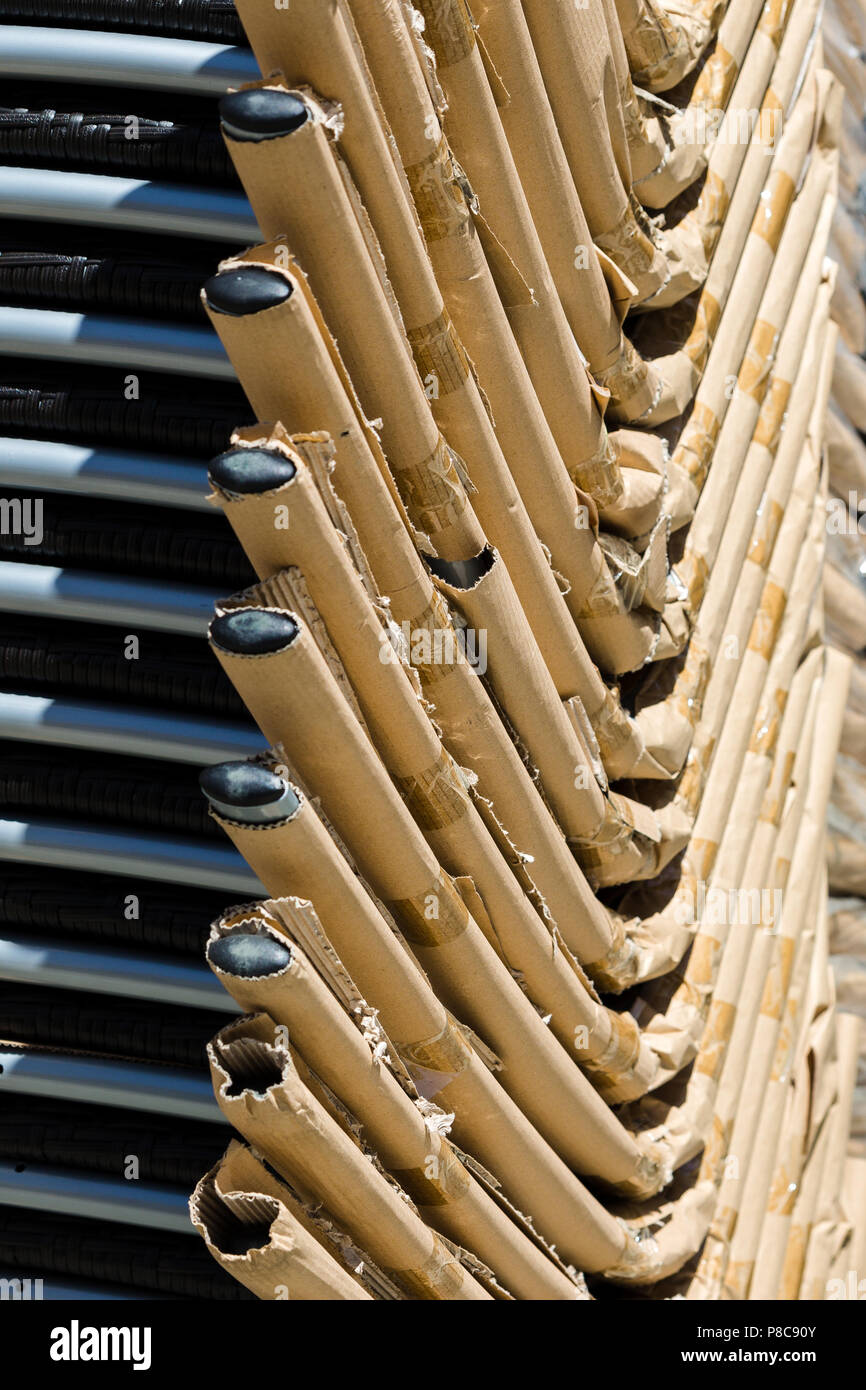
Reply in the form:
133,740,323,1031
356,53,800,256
0,0,862,1299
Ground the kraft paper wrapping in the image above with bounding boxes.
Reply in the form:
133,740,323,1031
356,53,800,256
428,551,687,885
626,605,825,1092
679,491,825,879
221,99,484,565
210,441,655,1099
400,0,624,504
207,792,632,1273
206,905,582,1299
692,650,851,1296
209,1013,492,1300
797,1011,863,1298
682,0,824,283
678,180,834,600
191,1145,376,1301
748,937,841,1300
637,20,819,331
691,0,773,118
615,0,724,92
636,0,796,213
723,922,820,1300
348,0,628,514
693,282,835,680
209,616,665,1195
521,0,674,302
470,0,657,420
647,67,828,436
203,256,625,981
677,319,833,819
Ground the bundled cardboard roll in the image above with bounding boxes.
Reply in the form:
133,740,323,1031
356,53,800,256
468,0,659,421
522,0,672,300
206,903,585,1299
199,764,641,1270
209,1012,493,1300
202,253,635,984
191,1145,375,1301
207,606,667,1193
208,435,657,1096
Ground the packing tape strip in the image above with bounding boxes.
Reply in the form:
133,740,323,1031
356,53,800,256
404,137,472,245
391,1141,473,1208
739,318,780,401
695,998,738,1080
399,433,473,535
396,1017,474,1098
747,497,786,567
384,1229,472,1299
406,309,473,397
387,872,472,948
414,0,477,68
749,684,789,756
684,290,722,370
751,170,796,252
748,582,787,661
393,747,471,832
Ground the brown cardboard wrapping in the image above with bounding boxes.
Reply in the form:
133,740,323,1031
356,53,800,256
203,258,629,982
190,1144,376,1301
220,84,639,722
522,0,675,301
626,556,827,1089
209,1013,493,1299
678,179,834,594
470,0,659,420
693,285,835,678
427,550,687,883
209,437,656,1096
207,904,583,1299
404,0,633,472
748,935,840,1299
723,921,820,1299
208,612,665,1193
692,649,851,1296
206,791,632,1271
348,0,628,508
615,0,724,92
797,1011,863,1297
647,68,831,436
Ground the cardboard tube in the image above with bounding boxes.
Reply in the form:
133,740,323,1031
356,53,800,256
724,916,819,1299
207,907,583,1299
680,179,834,600
701,651,852,1289
693,280,835,677
207,613,662,1191
191,1152,374,1300
208,450,654,1096
615,0,723,92
199,773,633,1271
216,101,484,565
470,0,658,419
201,254,631,983
643,0,820,311
219,78,621,708
522,0,669,300
797,1012,864,1299
209,1013,492,1300
347,0,625,508
398,0,625,495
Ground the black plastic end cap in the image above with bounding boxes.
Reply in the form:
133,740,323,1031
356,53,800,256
199,761,288,809
208,932,292,979
210,608,299,656
220,88,310,141
209,446,297,495
203,266,291,318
